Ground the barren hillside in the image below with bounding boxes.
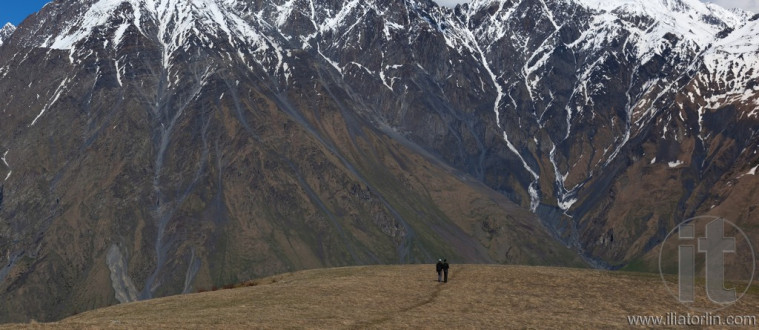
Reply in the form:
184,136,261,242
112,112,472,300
4,265,758,328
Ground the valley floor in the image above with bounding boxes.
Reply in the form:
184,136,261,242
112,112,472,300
4,264,759,328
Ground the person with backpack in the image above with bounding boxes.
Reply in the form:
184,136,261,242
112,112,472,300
442,259,449,283
436,259,444,282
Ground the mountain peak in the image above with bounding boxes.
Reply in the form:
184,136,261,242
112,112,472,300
0,22,15,47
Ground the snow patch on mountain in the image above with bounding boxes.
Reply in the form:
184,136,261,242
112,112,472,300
2,150,10,181
668,160,684,168
38,0,295,83
30,77,70,126
572,0,744,62
47,0,140,50
699,17,759,107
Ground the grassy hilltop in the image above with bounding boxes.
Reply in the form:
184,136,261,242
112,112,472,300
5,264,759,328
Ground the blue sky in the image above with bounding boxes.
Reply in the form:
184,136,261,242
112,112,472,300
1,0,51,26
1,0,757,27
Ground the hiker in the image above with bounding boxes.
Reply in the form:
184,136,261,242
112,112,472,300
436,259,444,282
442,259,449,283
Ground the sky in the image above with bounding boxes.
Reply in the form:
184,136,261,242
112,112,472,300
1,0,51,26
0,0,758,26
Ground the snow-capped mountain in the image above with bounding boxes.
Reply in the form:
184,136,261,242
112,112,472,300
1,0,758,322
0,23,15,47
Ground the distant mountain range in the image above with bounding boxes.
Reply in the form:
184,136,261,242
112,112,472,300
0,0,757,322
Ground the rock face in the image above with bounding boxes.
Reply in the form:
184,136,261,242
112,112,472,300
0,0,757,322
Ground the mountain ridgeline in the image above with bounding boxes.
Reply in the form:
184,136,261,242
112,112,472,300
0,0,758,322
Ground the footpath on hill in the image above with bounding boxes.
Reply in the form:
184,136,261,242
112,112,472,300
5,264,759,328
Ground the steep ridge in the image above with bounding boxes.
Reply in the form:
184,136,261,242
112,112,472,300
0,0,758,322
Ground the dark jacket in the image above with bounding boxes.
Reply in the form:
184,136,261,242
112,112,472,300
436,261,443,272
442,262,449,272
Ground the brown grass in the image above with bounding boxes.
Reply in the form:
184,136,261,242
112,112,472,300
3,265,759,329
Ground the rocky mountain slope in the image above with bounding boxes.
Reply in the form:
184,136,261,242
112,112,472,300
0,0,758,322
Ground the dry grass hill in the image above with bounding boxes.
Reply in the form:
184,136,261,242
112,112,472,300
3,264,759,328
